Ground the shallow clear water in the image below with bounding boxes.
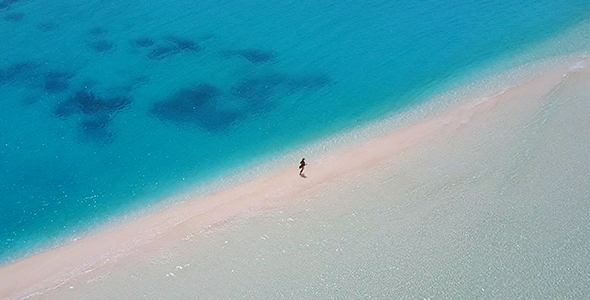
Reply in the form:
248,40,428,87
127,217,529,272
0,0,589,264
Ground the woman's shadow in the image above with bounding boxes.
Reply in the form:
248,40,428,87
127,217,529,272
299,173,307,178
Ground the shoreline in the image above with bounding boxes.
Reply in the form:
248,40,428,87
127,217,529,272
1,56,587,299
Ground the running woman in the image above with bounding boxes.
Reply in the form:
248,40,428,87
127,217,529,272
299,158,306,175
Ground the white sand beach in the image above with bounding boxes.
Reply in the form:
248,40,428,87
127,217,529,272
1,56,590,299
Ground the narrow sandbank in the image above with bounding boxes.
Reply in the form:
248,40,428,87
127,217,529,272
1,57,588,299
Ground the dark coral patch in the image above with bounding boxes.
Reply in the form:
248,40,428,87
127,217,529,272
233,73,331,111
81,114,110,131
147,45,180,60
0,62,38,84
150,84,240,131
54,89,131,118
54,88,131,145
118,76,150,93
89,40,116,53
151,73,331,132
88,27,108,37
150,84,219,122
4,12,24,22
102,96,132,113
74,91,131,114
54,99,81,118
71,90,104,114
165,36,200,51
6,62,38,76
146,36,200,60
232,49,276,64
195,110,241,132
234,73,331,98
43,72,73,94
79,114,114,144
37,21,59,32
0,0,20,10
132,37,155,48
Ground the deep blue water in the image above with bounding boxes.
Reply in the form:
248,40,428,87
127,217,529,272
0,0,588,265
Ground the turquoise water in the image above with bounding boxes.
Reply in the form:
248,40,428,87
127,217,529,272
0,0,588,265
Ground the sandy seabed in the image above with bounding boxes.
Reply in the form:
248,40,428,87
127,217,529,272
1,56,590,299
